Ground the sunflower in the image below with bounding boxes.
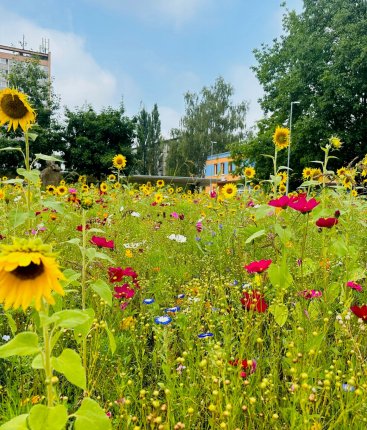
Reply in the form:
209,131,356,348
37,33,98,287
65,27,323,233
273,126,290,150
78,175,86,183
253,184,261,192
168,187,174,194
56,185,68,196
0,88,36,132
221,183,237,199
154,192,163,203
156,179,165,188
329,136,342,149
82,184,89,192
112,154,127,170
114,182,121,189
100,182,108,193
337,167,347,178
0,238,65,311
46,185,56,195
244,166,256,179
278,183,286,194
302,167,313,180
0,189,4,200
343,176,353,189
108,174,116,182
59,180,66,186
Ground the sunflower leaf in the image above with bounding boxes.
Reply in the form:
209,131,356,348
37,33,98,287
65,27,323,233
0,332,39,358
52,310,91,329
0,414,29,429
35,153,63,162
245,229,265,244
74,308,95,343
28,404,68,430
16,168,40,184
0,146,23,152
51,348,86,390
74,398,112,430
89,279,112,306
268,303,288,327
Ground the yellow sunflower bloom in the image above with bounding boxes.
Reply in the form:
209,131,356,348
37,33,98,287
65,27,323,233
56,185,68,196
108,174,116,182
112,154,127,170
329,136,342,149
0,88,36,132
221,183,237,199
154,192,163,203
273,126,290,150
244,166,256,179
156,179,165,188
302,167,312,180
0,238,65,311
46,185,56,195
0,189,5,200
113,182,121,189
78,175,87,183
100,182,108,193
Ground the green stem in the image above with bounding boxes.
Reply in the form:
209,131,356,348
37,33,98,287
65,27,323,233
273,149,278,199
24,131,32,228
42,304,55,407
81,209,88,376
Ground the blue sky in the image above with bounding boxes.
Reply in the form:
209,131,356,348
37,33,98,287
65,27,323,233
0,0,302,137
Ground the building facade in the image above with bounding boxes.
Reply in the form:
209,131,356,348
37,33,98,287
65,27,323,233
205,151,242,192
0,43,51,90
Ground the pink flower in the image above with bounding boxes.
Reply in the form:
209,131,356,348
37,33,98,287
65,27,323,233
288,196,320,213
90,235,114,249
299,289,322,299
350,305,367,321
347,281,363,292
210,190,217,198
171,212,179,219
114,284,136,299
108,266,138,283
244,259,272,274
268,195,290,209
69,188,77,194
196,221,203,233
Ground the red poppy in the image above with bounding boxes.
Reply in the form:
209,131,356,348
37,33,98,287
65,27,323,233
315,217,338,228
90,235,114,249
241,290,268,312
244,259,272,274
350,305,367,321
288,196,319,213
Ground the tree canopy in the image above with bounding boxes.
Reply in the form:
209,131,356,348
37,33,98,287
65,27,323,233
166,77,248,177
240,0,367,186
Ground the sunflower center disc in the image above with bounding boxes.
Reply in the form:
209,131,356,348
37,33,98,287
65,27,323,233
1,94,29,119
12,262,44,280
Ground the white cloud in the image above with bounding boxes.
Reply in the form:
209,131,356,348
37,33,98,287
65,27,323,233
89,0,212,28
226,64,264,129
0,6,137,112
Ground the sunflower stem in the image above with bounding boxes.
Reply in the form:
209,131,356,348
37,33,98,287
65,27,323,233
42,303,56,407
81,209,88,379
24,131,32,228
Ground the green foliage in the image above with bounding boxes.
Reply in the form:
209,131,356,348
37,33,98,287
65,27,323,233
0,333,39,358
166,76,248,176
62,104,135,179
242,0,367,187
135,104,162,174
28,405,68,430
74,398,112,430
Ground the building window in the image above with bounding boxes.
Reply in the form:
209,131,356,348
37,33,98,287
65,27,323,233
214,164,218,175
228,163,233,173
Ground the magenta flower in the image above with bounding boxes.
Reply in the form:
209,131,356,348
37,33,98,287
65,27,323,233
288,196,320,213
196,221,203,233
316,217,338,228
347,281,363,292
268,195,290,209
114,284,136,299
244,259,272,274
299,289,322,299
90,235,114,249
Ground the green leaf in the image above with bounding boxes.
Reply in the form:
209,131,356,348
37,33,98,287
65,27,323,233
65,238,81,245
1,179,24,184
74,308,95,343
28,404,68,430
52,310,91,329
269,303,288,327
60,268,81,288
16,168,40,184
0,414,29,429
35,153,63,162
74,398,112,430
31,353,44,370
90,279,112,306
245,229,265,244
85,247,96,261
94,251,115,264
104,325,116,354
8,210,33,229
0,146,23,152
274,224,292,245
268,258,293,291
5,313,17,335
0,332,39,358
52,348,86,390
42,200,65,214
27,133,38,142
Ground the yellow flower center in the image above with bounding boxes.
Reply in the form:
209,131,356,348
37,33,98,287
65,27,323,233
12,261,44,280
1,93,28,119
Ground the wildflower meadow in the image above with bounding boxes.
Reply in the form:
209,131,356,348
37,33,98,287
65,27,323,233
1,88,367,430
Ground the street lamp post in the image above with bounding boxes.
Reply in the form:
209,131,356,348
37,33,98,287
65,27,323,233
209,141,216,193
286,101,300,194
